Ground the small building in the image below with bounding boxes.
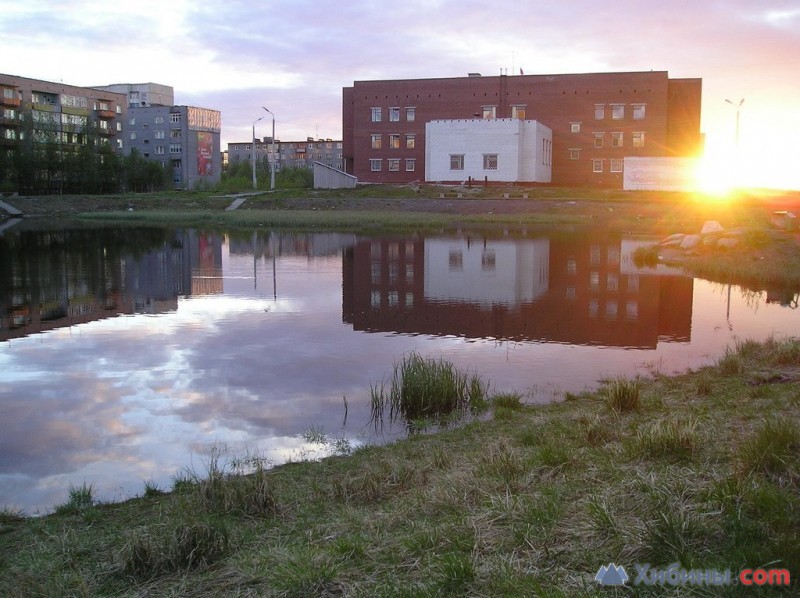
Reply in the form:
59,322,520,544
425,118,552,184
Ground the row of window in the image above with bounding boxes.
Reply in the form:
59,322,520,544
370,158,416,172
594,103,646,120
371,106,416,123
449,154,498,170
371,133,416,149
569,132,645,158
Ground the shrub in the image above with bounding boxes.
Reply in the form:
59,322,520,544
602,377,641,413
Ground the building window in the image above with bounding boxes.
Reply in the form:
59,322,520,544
611,132,623,148
611,104,625,119
389,107,400,122
512,105,526,119
170,129,181,139
370,158,382,171
169,113,181,123
406,134,415,149
483,154,498,170
632,103,646,120
450,154,464,170
155,130,165,139
154,115,165,124
130,132,137,140
389,134,400,149
632,132,645,148
388,158,400,171
482,105,496,119
594,104,605,119
155,146,165,155
371,107,382,122
482,249,496,271
592,159,604,173
610,159,623,173
570,122,581,133
406,107,416,122
129,117,136,126
569,148,581,160
593,132,604,148
371,134,381,149
449,251,463,271
170,144,182,154
405,158,416,171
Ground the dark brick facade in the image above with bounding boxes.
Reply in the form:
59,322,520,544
342,71,702,188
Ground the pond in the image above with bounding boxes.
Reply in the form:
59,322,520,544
2,224,800,513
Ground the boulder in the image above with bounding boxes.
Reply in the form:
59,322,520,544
660,233,685,245
717,237,740,249
701,220,725,234
680,234,702,250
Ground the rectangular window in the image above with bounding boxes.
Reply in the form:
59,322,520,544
389,107,400,122
482,105,496,119
170,129,181,139
483,154,498,170
170,144,182,154
371,107,381,122
512,105,526,119
169,113,181,123
130,132,137,140
388,158,400,171
594,104,605,119
611,132,623,148
450,154,464,170
570,122,581,133
569,148,581,160
155,146,165,155
610,159,623,173
592,159,604,173
389,134,400,149
154,115,165,124
611,104,624,119
632,132,645,148
129,117,136,126
593,133,604,148
371,134,381,149
632,103,646,120
406,134,415,149
155,130,165,139
406,107,415,122
405,158,415,171
370,158,382,171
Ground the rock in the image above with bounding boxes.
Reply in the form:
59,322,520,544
680,234,702,250
717,237,739,249
701,220,725,234
660,233,684,244
703,236,718,247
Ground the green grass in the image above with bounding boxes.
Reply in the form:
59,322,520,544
1,337,799,595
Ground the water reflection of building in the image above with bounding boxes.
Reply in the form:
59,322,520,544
343,234,693,348
0,229,223,341
228,231,357,259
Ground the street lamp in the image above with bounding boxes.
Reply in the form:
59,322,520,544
725,98,744,149
262,107,276,190
252,116,264,190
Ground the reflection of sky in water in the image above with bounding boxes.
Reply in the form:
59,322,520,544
3,235,800,513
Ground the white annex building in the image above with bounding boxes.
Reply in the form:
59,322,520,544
424,119,553,184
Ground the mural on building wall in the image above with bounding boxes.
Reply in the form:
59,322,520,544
197,131,213,176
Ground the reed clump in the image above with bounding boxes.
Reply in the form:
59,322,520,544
370,352,488,427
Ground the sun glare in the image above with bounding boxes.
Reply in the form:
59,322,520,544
693,151,737,198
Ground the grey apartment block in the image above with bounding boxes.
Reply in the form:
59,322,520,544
227,138,344,172
126,105,222,190
92,83,175,109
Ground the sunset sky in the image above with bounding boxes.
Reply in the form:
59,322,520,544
1,0,799,189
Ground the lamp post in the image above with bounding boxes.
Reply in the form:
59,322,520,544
725,98,744,149
262,107,276,190
252,116,264,190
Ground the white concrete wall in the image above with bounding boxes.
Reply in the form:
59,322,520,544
425,119,552,183
623,157,698,191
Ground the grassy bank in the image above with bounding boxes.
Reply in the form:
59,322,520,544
2,337,798,595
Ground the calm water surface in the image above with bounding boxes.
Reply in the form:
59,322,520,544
2,225,799,512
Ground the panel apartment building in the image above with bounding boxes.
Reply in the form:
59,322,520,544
96,83,222,190
342,71,702,188
0,73,126,191
227,138,344,171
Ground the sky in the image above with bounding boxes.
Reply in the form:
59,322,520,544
1,0,799,189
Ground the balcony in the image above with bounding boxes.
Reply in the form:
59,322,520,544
0,96,20,108
97,110,116,120
0,116,20,127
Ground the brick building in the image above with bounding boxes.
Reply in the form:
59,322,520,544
342,71,702,188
